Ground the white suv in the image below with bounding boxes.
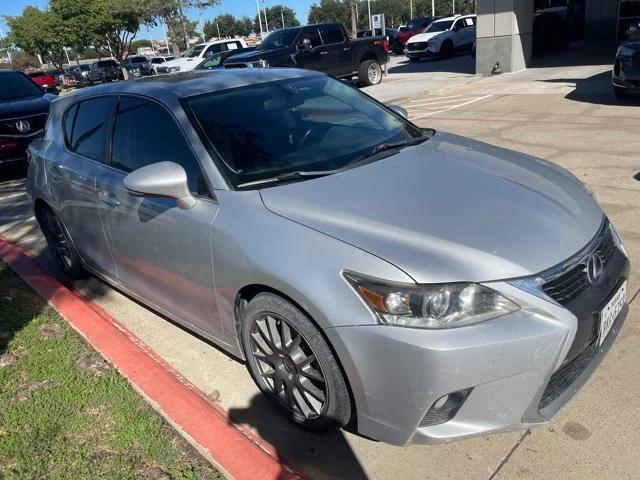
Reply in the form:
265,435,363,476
405,15,476,61
158,39,247,73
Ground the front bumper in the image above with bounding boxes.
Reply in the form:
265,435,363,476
613,60,640,94
0,136,37,165
405,44,439,57
326,256,630,446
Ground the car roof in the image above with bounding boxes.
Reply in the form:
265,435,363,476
434,14,476,22
52,69,323,106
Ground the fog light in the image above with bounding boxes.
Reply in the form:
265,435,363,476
420,388,472,427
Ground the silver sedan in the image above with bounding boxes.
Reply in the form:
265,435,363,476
27,69,629,445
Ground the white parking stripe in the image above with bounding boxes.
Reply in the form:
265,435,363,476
405,97,480,108
408,94,464,103
410,95,492,119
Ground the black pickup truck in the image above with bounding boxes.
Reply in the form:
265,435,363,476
224,23,389,86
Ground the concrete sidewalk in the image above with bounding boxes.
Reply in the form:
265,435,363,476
1,60,638,479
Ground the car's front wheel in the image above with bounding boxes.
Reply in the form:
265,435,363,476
241,292,352,431
39,206,86,280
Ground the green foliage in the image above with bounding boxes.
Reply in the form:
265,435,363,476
254,5,300,33
0,263,221,480
204,14,254,39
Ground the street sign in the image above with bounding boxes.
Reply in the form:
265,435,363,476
372,14,383,29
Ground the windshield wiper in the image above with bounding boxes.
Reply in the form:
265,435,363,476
368,135,431,157
236,170,338,189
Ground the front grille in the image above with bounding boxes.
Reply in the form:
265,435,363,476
539,341,598,410
0,113,48,137
408,42,428,51
541,223,616,306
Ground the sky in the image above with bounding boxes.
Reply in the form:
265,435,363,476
0,0,317,42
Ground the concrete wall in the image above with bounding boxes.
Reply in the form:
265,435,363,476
476,0,535,74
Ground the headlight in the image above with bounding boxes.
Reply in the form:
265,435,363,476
251,59,269,68
169,66,180,72
609,222,627,256
344,272,519,329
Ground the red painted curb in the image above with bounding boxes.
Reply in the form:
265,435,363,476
0,235,306,480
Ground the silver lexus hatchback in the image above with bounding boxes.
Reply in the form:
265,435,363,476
27,69,629,446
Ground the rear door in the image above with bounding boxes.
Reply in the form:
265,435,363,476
318,24,352,77
96,95,223,337
47,95,118,278
454,16,476,51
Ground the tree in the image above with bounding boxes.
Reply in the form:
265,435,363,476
4,6,69,69
236,17,254,36
308,0,351,27
254,5,300,32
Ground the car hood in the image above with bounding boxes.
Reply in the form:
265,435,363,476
260,132,604,284
224,48,287,63
408,31,444,43
163,57,199,68
0,94,52,119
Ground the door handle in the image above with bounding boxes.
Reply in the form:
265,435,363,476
98,190,120,208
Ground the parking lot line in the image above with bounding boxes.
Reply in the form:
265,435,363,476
411,95,493,119
408,94,464,103
0,234,306,480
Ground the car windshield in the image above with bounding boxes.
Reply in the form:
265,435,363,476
187,75,425,189
426,20,453,32
131,57,147,63
258,29,300,50
151,58,165,64
183,45,206,58
0,72,42,100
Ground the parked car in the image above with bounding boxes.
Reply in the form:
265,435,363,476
26,71,59,94
122,56,154,77
224,23,389,86
612,40,640,98
45,69,65,86
66,64,92,87
90,59,122,83
396,17,434,54
27,69,629,446
1,69,53,167
358,27,399,51
405,15,476,61
150,55,176,74
159,39,247,73
194,48,251,71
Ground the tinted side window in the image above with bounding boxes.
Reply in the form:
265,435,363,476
63,103,78,147
69,97,112,162
205,44,224,55
319,24,345,44
300,28,322,48
111,97,209,197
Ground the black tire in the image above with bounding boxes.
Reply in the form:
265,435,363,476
440,40,454,59
357,59,382,87
614,85,627,99
39,206,86,280
241,292,351,431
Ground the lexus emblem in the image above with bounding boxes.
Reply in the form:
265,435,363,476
15,120,31,133
585,254,604,285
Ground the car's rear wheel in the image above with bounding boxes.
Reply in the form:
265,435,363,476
39,207,85,280
358,60,382,87
241,292,351,431
440,40,454,59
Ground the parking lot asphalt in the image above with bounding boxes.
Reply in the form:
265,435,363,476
1,58,639,480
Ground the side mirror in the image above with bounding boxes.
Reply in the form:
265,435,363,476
388,104,408,119
123,161,197,210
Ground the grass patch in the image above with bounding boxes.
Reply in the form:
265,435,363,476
0,262,221,480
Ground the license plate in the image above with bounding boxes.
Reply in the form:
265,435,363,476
597,281,627,346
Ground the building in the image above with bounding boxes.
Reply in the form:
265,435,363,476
476,0,640,73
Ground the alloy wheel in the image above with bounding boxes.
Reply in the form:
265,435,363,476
249,313,328,420
368,63,382,85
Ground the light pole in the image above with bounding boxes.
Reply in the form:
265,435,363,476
199,13,205,41
432,0,435,17
410,0,413,19
367,0,371,30
256,0,264,38
162,21,170,54
281,9,285,28
452,0,455,14
0,26,12,65
263,0,269,33
217,22,221,39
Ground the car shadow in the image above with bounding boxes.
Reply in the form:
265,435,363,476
228,394,368,480
539,71,640,106
388,54,475,75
